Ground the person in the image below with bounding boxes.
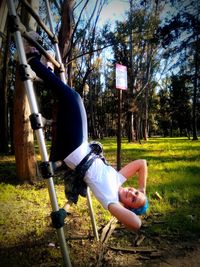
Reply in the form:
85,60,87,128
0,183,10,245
24,32,148,231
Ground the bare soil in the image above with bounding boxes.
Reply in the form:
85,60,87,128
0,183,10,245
1,209,199,267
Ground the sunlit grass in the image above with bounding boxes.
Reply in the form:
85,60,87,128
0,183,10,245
0,183,51,245
0,137,200,248
101,137,200,236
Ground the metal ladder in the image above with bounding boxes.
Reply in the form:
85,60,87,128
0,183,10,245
6,1,99,266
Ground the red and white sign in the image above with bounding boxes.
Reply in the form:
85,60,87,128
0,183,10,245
116,63,127,90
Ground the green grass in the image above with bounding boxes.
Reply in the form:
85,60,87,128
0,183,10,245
102,137,200,237
0,137,200,256
0,183,51,244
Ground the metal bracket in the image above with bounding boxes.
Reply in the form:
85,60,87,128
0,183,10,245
9,14,26,33
39,161,54,179
29,113,43,130
9,15,20,32
58,62,65,74
49,34,58,44
51,208,67,229
19,64,36,81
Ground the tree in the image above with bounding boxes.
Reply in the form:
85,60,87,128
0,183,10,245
170,75,192,136
68,0,107,137
157,87,171,137
70,0,106,94
12,0,39,182
58,0,74,86
106,0,161,142
156,0,200,139
148,83,160,137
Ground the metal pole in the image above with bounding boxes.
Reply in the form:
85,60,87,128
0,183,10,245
86,187,99,241
0,0,8,48
44,0,66,84
7,1,71,266
117,89,122,171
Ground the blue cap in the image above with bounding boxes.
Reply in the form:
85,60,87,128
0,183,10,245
130,197,149,215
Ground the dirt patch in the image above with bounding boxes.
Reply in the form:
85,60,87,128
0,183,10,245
0,208,199,267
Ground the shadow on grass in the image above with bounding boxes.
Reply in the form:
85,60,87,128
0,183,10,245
0,155,65,186
0,211,98,267
0,228,63,267
0,160,18,185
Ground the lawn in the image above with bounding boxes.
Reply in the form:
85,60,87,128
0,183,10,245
103,137,200,235
0,137,200,266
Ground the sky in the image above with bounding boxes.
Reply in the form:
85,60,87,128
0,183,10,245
99,0,129,26
77,0,130,29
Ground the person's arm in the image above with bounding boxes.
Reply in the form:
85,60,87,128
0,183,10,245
108,203,142,230
119,159,147,194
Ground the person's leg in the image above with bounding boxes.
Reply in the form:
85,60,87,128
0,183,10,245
28,57,88,160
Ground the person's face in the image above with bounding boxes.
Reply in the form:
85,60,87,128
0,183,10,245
119,187,146,209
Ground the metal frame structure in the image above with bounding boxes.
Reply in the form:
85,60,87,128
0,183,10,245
6,0,99,266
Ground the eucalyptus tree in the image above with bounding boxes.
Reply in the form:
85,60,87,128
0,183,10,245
157,86,171,136
11,1,40,182
107,0,161,142
38,0,108,141
102,62,119,137
156,0,200,140
68,0,108,137
169,75,192,137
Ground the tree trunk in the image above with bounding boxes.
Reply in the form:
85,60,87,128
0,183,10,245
58,0,74,60
127,112,135,142
192,29,199,140
89,79,96,139
144,43,152,141
13,0,39,182
58,0,74,86
144,87,148,141
13,69,37,182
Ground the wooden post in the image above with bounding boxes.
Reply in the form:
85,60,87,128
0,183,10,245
116,63,127,170
117,89,122,171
